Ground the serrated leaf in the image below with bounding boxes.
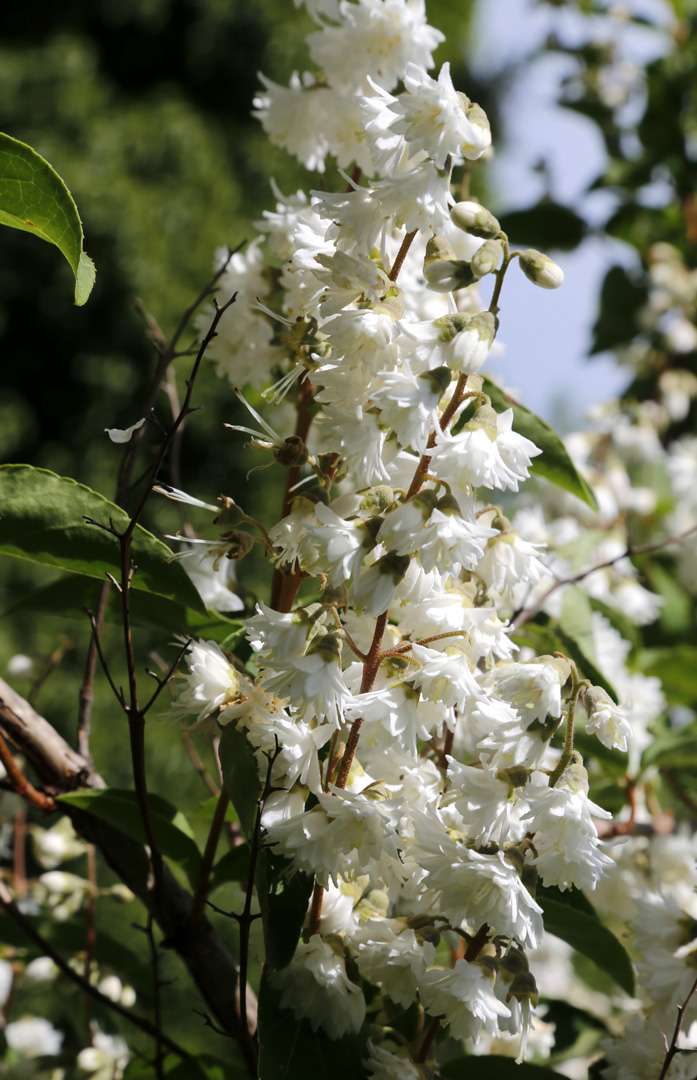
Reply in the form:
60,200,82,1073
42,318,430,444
0,132,95,305
4,572,241,642
441,1059,563,1079
257,973,369,1080
482,379,598,511
537,887,635,995
0,465,206,612
59,788,201,889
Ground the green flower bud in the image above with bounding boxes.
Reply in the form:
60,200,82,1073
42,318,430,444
470,239,504,280
518,249,564,289
214,496,247,527
359,485,395,516
273,435,309,469
450,200,501,239
423,234,457,268
419,365,452,397
218,529,254,560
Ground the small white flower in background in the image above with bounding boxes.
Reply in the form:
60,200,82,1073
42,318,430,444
32,816,86,869
22,956,59,986
6,653,35,677
6,1015,64,1058
104,417,146,444
0,958,13,1007
364,1039,427,1080
270,934,366,1039
77,1030,129,1079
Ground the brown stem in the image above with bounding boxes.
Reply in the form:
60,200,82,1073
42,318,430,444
12,809,27,899
270,376,315,609
389,229,417,283
405,373,470,500
334,613,387,791
308,881,325,937
658,972,697,1080
0,730,55,811
182,730,221,797
416,1015,441,1063
188,789,230,928
145,914,165,1080
78,582,110,761
464,922,490,962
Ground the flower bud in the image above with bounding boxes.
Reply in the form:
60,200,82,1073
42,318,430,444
518,249,564,289
450,200,501,239
423,234,457,268
214,496,247,527
470,239,503,280
421,259,475,293
359,485,395,516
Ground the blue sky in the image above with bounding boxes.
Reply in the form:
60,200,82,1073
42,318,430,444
470,0,671,426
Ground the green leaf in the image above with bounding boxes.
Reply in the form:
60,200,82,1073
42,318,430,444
257,851,313,971
0,132,95,305
257,973,369,1080
59,788,201,889
441,1059,563,1079
209,845,251,892
641,725,697,769
590,266,645,355
637,646,697,708
125,1055,237,1079
4,572,242,642
218,722,261,841
537,887,635,996
482,379,598,511
0,465,206,612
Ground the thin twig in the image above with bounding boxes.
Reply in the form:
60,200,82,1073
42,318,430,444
12,809,27,899
389,228,417,282
78,582,111,760
0,880,191,1061
188,789,230,929
28,638,72,709
510,523,697,634
142,639,192,716
658,973,697,1080
182,730,221,797
86,608,126,710
0,730,55,811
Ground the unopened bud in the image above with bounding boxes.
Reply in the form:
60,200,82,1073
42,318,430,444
424,259,478,293
214,496,246,527
470,239,503,280
359,485,395,516
518,249,564,289
451,200,501,239
423,235,457,268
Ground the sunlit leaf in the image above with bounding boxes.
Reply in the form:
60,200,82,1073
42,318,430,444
0,465,206,612
0,132,95,304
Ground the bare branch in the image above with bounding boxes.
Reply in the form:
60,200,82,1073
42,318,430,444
658,973,697,1080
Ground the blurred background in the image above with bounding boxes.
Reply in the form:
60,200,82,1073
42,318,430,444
1,0,692,1065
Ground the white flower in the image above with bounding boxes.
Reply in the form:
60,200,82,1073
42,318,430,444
6,1016,63,1057
419,959,511,1041
442,758,522,846
364,1040,427,1080
355,920,435,1007
371,363,445,452
263,636,353,727
492,659,568,725
388,62,490,167
306,0,444,94
411,811,543,946
522,767,614,892
584,686,633,753
169,640,239,730
77,1031,130,1079
408,641,483,713
430,407,541,493
270,935,366,1039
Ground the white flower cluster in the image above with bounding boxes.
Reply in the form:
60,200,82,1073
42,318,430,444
163,0,642,1065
